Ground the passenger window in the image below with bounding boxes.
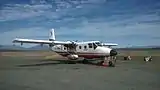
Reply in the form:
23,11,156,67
84,46,87,49
88,43,92,48
79,46,81,49
64,47,66,50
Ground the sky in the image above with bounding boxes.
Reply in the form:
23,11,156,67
0,0,160,48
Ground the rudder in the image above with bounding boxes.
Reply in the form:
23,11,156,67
49,28,55,41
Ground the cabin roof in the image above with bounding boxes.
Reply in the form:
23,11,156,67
77,41,100,44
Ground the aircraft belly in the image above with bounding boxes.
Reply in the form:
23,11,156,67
55,51,106,58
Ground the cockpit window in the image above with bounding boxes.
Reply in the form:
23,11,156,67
95,42,102,46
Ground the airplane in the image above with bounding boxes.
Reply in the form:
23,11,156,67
12,28,118,66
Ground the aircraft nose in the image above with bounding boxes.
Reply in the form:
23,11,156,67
110,49,118,56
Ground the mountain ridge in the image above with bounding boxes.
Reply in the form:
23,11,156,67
0,44,160,51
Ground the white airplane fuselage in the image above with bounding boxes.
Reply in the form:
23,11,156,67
51,42,114,60
12,28,118,60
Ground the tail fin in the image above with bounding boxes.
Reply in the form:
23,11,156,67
49,28,55,41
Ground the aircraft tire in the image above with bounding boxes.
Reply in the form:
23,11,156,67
82,59,89,64
97,61,104,66
109,61,115,67
66,61,76,64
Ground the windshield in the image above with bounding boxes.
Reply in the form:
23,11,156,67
95,42,102,46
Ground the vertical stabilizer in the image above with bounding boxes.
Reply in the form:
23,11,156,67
49,28,55,41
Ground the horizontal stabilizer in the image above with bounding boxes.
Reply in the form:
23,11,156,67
101,43,118,46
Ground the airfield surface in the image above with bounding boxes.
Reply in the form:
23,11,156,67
0,50,160,90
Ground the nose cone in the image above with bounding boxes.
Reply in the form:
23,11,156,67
110,49,118,56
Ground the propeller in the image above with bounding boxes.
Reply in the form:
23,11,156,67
70,41,77,45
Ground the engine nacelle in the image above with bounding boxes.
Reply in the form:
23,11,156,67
67,54,79,60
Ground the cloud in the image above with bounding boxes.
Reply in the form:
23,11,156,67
0,0,160,47
0,4,53,21
0,27,47,42
0,0,112,22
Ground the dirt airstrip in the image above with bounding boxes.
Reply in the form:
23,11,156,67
0,50,160,90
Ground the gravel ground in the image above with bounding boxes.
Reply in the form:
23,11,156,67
0,56,160,90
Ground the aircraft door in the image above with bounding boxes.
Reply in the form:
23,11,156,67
64,43,77,54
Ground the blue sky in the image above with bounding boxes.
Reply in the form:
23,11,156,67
0,0,160,48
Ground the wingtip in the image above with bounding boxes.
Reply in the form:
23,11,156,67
12,38,19,43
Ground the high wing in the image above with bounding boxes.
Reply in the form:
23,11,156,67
101,43,118,46
12,29,118,47
13,38,52,44
54,41,77,45
12,29,77,45
12,38,75,45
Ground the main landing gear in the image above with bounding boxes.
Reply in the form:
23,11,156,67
100,49,117,67
82,59,89,64
99,56,117,67
81,57,117,67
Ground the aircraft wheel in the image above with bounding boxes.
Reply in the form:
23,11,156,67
82,59,89,64
100,61,104,65
66,61,76,64
108,61,115,67
97,61,104,66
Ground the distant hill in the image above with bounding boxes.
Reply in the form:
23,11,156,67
0,44,50,51
0,44,160,51
116,45,160,50
0,45,26,50
130,45,160,48
27,45,50,50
